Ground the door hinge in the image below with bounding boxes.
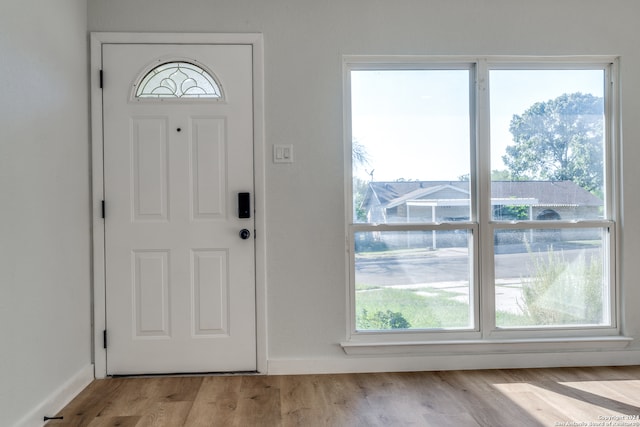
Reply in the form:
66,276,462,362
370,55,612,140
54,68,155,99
99,70,103,89
103,330,107,349
101,200,105,219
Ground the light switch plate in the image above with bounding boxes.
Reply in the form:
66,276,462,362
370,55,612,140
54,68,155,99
273,144,294,163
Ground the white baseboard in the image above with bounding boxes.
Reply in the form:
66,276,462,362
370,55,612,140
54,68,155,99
267,350,640,375
13,364,94,427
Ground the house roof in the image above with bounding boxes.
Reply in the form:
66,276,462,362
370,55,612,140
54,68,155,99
364,180,603,208
385,184,470,209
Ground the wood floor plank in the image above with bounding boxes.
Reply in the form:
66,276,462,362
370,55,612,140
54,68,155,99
232,375,282,427
47,379,126,426
86,416,142,427
280,374,330,426
94,378,161,418
408,371,473,418
152,376,204,402
46,366,640,427
493,388,567,425
135,402,193,427
182,376,243,426
434,370,527,426
356,372,429,425
582,379,640,407
421,412,483,427
317,374,378,426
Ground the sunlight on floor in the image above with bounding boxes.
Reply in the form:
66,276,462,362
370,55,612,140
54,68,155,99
493,380,640,426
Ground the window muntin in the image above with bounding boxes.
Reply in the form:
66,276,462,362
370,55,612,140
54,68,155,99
347,58,617,340
135,61,223,99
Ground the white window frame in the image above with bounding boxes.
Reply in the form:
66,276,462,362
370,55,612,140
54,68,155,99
342,56,628,355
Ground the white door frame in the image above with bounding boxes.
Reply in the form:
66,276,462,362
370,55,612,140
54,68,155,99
90,32,267,378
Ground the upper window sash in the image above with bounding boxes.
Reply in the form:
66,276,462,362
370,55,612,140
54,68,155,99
486,63,615,224
345,61,477,227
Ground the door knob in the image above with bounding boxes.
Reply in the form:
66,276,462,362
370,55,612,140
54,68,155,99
239,229,251,240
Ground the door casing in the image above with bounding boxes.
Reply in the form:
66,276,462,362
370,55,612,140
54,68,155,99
90,32,267,378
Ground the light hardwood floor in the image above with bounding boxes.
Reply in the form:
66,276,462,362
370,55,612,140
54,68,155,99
47,366,640,426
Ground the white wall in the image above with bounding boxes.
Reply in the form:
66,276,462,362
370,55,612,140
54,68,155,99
0,1,92,425
87,0,640,372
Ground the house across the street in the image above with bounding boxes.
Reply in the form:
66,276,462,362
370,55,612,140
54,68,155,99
358,180,604,249
361,180,603,223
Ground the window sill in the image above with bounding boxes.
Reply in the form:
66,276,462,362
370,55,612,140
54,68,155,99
340,336,633,356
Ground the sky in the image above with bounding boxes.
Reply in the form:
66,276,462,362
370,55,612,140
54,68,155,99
350,68,605,182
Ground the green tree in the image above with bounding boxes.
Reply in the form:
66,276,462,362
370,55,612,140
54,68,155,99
459,170,513,181
353,177,369,222
503,93,604,194
490,169,513,181
352,139,370,169
352,139,372,223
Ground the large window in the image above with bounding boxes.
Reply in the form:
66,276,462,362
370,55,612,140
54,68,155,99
345,58,618,345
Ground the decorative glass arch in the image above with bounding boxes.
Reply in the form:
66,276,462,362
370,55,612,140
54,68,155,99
135,61,223,99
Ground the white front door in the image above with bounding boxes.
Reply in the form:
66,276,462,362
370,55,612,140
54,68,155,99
102,43,256,375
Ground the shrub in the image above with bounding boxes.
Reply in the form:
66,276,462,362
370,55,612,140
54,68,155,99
357,309,411,330
518,247,603,325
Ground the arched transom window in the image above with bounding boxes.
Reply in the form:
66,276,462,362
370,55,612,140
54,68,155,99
135,61,223,99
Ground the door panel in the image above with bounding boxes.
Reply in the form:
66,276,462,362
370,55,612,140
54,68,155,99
192,249,228,335
133,250,170,337
190,117,226,219
132,117,169,221
103,44,255,375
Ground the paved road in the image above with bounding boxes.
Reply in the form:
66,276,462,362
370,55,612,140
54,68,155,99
355,245,600,315
355,245,599,286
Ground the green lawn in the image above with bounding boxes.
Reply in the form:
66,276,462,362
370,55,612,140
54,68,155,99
356,284,529,330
